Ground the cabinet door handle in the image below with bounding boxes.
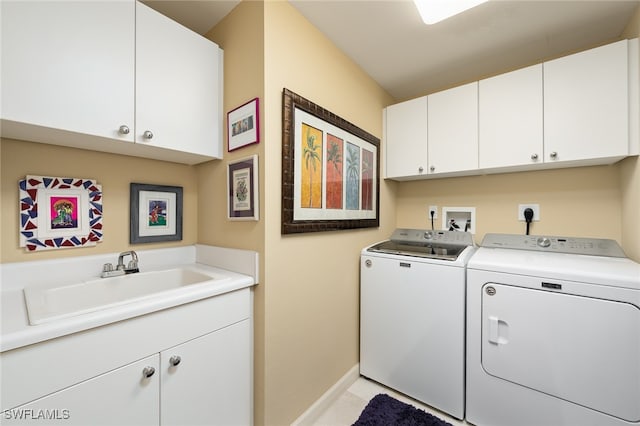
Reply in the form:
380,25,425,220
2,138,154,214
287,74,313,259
430,165,435,172
550,151,558,159
143,130,154,140
530,153,538,161
418,166,424,173
169,355,181,366
142,366,155,378
118,125,130,135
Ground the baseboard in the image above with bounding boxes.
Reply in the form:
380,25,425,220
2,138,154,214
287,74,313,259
291,363,360,426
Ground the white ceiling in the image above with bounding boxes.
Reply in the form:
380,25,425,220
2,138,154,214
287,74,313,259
144,0,640,102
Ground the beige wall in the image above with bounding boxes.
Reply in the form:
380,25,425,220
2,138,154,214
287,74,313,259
621,5,640,261
200,2,396,424
199,2,267,424
262,2,395,425
0,138,198,263
396,165,622,244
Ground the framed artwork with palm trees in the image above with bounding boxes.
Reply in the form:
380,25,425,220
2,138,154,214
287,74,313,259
282,88,380,234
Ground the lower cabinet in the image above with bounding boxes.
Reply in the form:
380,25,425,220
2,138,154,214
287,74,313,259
1,290,253,426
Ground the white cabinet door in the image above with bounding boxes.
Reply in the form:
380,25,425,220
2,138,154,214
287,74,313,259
2,355,159,425
160,320,252,426
136,2,222,158
479,64,543,169
1,1,135,142
427,82,478,174
544,40,629,162
384,96,428,178
482,284,640,422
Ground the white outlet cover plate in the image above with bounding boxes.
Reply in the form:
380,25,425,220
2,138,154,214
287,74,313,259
518,204,540,221
428,205,438,219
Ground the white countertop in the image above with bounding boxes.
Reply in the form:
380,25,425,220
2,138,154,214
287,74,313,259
1,245,258,352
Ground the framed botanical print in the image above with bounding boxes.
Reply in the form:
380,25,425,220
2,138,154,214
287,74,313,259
227,155,259,221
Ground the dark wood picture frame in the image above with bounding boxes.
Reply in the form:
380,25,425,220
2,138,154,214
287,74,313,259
282,88,380,234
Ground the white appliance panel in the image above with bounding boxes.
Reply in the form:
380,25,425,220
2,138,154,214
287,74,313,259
360,254,466,419
481,283,640,422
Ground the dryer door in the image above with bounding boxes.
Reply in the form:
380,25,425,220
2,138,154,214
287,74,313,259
481,283,640,422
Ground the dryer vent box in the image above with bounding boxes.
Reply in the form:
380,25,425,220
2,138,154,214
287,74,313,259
442,207,476,234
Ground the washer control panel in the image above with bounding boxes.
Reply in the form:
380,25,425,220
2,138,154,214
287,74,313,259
390,228,474,246
481,233,626,257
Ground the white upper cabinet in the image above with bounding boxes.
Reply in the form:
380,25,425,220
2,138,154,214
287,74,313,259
1,1,135,142
384,38,636,180
135,2,222,159
427,82,478,175
479,64,543,169
384,96,428,179
1,1,223,164
543,40,629,163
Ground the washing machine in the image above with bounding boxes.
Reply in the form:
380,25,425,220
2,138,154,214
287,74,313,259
360,228,475,420
466,233,640,426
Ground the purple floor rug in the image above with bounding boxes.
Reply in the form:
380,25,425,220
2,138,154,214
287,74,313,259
352,393,453,426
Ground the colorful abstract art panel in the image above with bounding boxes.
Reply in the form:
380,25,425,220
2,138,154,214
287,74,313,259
326,134,344,209
362,148,374,211
300,123,323,209
19,175,103,252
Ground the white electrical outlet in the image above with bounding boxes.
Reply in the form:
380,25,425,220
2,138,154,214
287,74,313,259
518,204,540,221
428,205,438,219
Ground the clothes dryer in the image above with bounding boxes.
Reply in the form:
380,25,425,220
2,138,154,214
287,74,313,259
466,234,640,426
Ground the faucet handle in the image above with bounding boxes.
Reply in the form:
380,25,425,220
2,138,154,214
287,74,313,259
102,263,114,272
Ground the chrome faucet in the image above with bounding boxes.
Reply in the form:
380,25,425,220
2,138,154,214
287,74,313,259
101,251,140,278
117,251,139,274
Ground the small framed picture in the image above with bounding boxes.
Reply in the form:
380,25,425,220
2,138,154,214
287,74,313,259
228,97,260,151
19,175,103,251
227,155,259,221
130,183,183,243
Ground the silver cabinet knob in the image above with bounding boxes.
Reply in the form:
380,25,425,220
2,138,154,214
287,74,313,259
142,366,155,378
418,166,424,173
365,259,372,268
550,151,558,159
118,125,130,135
143,130,154,140
169,356,181,366
531,153,538,161
430,166,435,172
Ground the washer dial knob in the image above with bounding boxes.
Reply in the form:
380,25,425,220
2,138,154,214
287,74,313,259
537,237,551,248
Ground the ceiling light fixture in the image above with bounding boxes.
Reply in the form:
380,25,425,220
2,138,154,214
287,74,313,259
413,0,489,25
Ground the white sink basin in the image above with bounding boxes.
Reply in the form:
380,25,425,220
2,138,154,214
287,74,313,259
23,268,225,325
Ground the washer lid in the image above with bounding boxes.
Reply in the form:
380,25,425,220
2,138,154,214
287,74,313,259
469,247,640,290
367,240,467,261
367,228,474,261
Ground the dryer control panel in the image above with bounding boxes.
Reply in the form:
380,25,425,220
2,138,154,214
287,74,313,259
480,233,626,257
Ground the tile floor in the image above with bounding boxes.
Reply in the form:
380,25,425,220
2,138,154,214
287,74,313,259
312,377,468,426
